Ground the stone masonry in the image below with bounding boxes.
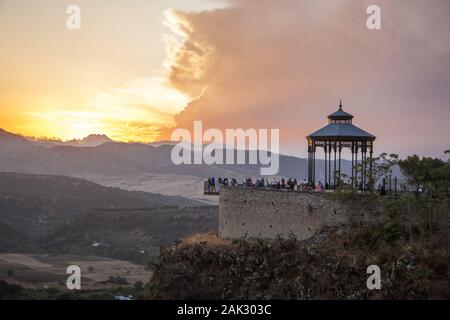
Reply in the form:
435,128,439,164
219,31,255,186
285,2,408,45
219,186,378,240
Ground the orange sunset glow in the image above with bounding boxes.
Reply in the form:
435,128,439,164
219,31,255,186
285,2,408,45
0,1,212,142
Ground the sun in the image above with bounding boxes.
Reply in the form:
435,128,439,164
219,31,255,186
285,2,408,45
21,111,107,141
66,121,104,140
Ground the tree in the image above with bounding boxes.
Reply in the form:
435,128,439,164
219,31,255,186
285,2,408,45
372,153,399,182
354,153,399,189
398,155,450,195
397,155,450,241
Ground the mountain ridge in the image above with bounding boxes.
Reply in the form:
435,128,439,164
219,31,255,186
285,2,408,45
0,128,331,179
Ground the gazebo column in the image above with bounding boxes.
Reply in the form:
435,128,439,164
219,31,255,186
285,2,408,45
307,144,312,185
324,142,328,189
328,142,332,188
365,142,369,190
361,142,364,191
362,141,367,191
338,141,342,187
351,142,355,187
333,141,337,188
354,142,359,189
312,143,316,185
369,142,373,191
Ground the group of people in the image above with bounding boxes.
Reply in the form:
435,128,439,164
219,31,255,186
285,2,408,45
208,176,409,195
207,177,327,193
206,177,236,192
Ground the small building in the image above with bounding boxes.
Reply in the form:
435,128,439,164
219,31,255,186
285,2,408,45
306,101,376,190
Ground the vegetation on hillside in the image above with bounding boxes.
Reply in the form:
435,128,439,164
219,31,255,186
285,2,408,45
143,224,448,299
0,173,218,264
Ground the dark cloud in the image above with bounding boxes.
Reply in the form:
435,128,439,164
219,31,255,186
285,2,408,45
160,0,450,157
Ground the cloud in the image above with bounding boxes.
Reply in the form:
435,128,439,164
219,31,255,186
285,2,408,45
159,0,450,157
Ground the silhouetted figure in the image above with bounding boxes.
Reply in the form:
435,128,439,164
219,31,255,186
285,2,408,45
211,177,216,192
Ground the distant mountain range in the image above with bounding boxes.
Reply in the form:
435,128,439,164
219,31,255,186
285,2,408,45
0,128,343,181
26,134,113,148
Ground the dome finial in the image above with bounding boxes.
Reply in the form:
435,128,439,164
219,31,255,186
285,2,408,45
339,99,343,110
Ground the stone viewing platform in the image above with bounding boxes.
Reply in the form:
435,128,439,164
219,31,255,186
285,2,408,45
218,185,380,240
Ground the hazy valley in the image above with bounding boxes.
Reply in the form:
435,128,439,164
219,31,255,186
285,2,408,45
1,128,355,204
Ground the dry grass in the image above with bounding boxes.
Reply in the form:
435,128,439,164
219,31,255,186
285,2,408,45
177,232,231,248
0,253,152,290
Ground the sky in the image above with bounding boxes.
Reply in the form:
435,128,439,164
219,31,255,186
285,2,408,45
0,0,449,158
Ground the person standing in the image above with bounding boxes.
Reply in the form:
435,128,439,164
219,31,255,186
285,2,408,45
211,177,216,192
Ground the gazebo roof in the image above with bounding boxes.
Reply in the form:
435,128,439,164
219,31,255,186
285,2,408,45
307,101,376,140
328,107,353,120
308,123,375,139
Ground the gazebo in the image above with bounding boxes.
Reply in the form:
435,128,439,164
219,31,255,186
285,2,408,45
306,101,376,191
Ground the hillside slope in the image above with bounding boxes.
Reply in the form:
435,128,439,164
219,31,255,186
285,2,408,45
144,227,449,299
0,172,201,207
0,172,216,261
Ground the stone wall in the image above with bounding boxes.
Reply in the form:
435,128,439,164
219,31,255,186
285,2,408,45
219,186,379,240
